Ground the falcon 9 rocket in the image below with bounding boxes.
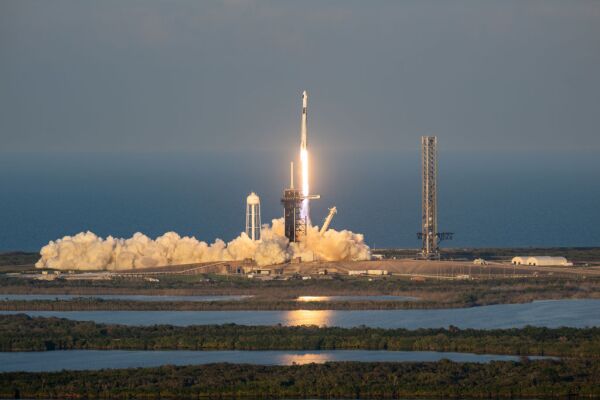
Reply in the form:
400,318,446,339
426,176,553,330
300,90,310,224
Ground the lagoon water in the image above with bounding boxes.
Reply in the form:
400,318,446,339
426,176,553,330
3,299,599,329
295,295,418,302
0,294,413,302
0,350,548,372
0,294,252,302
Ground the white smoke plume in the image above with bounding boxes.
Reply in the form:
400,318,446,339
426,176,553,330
35,218,371,271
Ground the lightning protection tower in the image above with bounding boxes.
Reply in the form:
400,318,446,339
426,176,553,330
421,136,438,258
246,192,261,241
417,136,453,259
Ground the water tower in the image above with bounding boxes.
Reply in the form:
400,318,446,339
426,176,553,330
245,192,261,241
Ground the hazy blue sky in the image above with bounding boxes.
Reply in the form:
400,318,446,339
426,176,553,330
1,0,599,153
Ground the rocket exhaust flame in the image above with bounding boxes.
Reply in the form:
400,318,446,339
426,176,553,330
301,148,309,221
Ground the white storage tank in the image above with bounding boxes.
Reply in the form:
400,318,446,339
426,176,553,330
245,192,261,241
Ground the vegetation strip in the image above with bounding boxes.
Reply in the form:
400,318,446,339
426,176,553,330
2,274,600,310
1,314,599,357
0,298,456,310
2,360,600,398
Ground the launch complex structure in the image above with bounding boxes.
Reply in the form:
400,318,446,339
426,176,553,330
278,91,452,258
417,136,453,259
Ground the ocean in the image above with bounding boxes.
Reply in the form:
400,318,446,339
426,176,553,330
1,149,598,252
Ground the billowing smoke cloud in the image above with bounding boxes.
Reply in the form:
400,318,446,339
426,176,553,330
35,219,371,270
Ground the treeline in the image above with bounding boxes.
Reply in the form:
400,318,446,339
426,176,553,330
3,273,597,295
0,298,448,311
2,360,600,399
378,247,600,263
2,314,600,357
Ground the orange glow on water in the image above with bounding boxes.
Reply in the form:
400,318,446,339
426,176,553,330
279,353,329,365
283,309,333,327
296,296,331,302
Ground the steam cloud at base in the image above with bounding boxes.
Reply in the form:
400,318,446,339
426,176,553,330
35,219,371,270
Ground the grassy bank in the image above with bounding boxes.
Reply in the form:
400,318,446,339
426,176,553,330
2,360,600,399
2,314,599,357
1,275,599,310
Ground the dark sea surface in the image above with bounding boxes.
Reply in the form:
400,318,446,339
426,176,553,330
1,150,598,251
2,299,599,328
0,350,550,372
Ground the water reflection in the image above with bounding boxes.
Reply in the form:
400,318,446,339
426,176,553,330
0,350,547,372
295,295,418,302
2,299,599,328
282,310,334,326
296,296,331,302
279,353,329,365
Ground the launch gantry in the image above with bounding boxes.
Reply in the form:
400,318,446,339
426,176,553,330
320,207,337,234
282,162,319,242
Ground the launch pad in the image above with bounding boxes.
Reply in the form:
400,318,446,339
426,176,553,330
282,188,320,243
282,188,304,242
282,161,320,242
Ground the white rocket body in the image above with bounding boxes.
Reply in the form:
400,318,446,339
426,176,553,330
301,90,308,151
300,90,310,223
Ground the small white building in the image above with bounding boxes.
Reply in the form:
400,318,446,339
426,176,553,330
511,257,528,265
526,256,572,266
512,256,572,266
348,270,367,276
367,269,389,276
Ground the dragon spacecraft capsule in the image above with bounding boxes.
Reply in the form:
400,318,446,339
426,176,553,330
301,90,308,151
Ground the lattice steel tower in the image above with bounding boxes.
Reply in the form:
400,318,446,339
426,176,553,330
417,136,452,258
421,136,438,258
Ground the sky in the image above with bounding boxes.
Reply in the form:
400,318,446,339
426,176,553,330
1,1,599,251
1,0,599,154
